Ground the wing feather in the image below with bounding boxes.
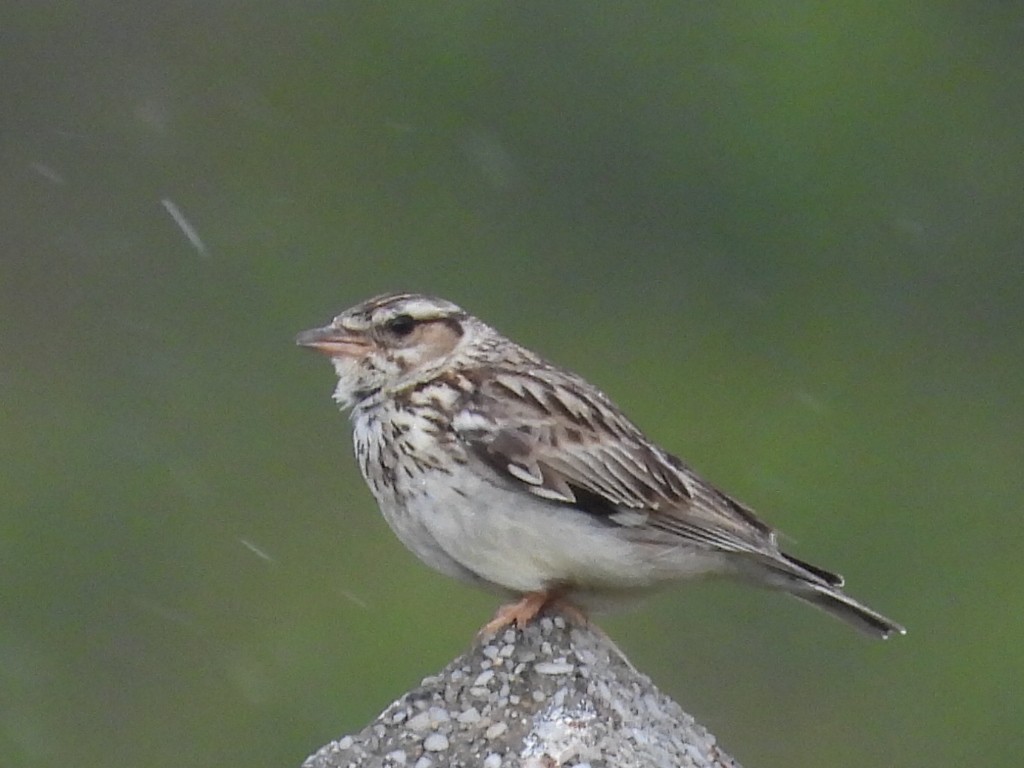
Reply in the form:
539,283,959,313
454,368,778,556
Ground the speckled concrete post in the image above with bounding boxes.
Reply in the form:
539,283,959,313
302,615,742,768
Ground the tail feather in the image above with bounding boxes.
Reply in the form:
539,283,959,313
781,552,845,588
793,583,906,639
749,552,905,639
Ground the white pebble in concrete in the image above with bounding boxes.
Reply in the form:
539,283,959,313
485,722,508,740
423,733,449,752
406,711,432,731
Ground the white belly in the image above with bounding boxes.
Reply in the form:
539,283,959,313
377,456,727,605
352,408,727,607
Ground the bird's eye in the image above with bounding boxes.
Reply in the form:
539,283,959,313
385,314,416,337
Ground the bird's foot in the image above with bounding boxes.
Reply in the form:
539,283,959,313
478,591,588,637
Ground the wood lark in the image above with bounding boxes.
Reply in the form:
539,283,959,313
297,292,904,638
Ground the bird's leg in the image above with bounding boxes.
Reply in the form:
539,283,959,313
549,597,589,627
479,591,550,636
478,590,589,637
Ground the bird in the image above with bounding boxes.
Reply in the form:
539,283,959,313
296,292,905,639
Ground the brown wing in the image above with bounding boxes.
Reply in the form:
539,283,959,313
453,367,780,557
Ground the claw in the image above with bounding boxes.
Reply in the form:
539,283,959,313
477,591,589,637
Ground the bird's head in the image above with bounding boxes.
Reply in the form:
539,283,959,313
297,292,479,410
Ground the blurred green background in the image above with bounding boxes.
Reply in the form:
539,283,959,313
3,3,1022,767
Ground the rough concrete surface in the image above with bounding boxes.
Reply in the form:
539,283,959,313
302,615,741,768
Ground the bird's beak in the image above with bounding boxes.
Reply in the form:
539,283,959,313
295,324,371,357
